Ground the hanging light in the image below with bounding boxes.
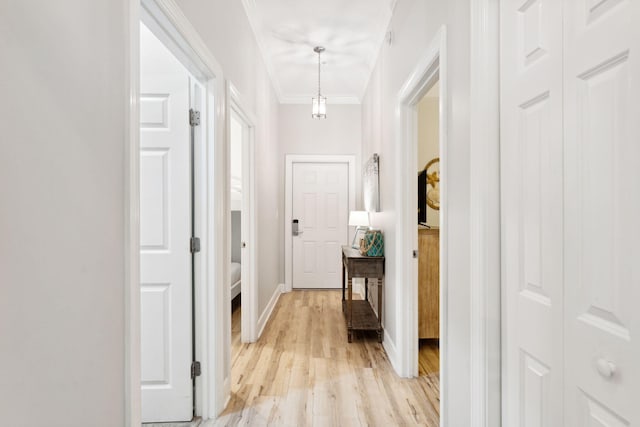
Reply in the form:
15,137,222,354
311,46,327,119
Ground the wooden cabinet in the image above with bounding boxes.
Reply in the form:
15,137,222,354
418,228,439,339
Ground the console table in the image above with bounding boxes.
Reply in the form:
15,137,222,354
341,246,384,343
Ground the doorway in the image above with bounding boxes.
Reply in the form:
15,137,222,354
395,26,447,423
139,21,204,423
135,0,230,422
284,155,356,291
227,84,258,344
416,80,441,382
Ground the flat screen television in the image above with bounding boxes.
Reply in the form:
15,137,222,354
418,169,427,224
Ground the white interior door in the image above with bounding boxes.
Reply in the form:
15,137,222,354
140,23,193,423
292,162,349,289
501,0,564,424
502,1,640,425
564,1,640,424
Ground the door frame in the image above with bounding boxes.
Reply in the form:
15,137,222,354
226,82,259,343
126,0,230,424
395,25,447,381
395,4,501,426
284,155,356,292
469,0,501,425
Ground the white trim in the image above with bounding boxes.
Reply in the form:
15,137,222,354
469,1,501,426
382,327,399,371
284,155,357,292
124,0,141,424
239,0,286,102
279,95,361,105
257,284,284,338
227,82,259,344
395,25,448,424
131,0,230,422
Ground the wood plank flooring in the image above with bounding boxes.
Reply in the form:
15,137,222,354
418,340,440,377
205,290,440,427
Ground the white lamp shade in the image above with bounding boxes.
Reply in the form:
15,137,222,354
311,96,326,118
348,210,370,227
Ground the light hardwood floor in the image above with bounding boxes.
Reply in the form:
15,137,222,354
205,290,440,427
418,340,439,377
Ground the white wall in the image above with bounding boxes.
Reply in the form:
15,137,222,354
278,104,362,281
361,0,471,424
176,0,281,315
230,114,243,211
0,1,126,425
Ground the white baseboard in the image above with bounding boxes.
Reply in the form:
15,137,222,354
382,327,400,374
257,283,283,339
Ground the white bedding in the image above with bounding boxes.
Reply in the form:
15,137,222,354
230,262,241,299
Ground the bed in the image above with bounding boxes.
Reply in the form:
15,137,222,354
230,261,241,300
230,210,242,301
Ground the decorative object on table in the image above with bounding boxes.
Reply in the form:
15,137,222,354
348,210,370,249
363,153,380,212
359,229,384,257
424,157,440,210
311,46,327,118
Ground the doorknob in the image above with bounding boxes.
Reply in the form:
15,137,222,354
596,358,616,379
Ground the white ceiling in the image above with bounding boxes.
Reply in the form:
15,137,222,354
242,0,396,104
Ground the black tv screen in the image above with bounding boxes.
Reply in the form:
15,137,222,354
418,170,427,224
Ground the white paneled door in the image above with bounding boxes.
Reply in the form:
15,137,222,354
140,24,193,423
501,1,564,424
501,0,640,425
564,0,640,425
292,162,349,289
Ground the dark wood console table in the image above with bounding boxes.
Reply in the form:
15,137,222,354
341,246,384,343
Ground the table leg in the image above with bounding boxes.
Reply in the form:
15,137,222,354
378,275,383,343
365,277,369,301
348,276,353,343
342,261,346,303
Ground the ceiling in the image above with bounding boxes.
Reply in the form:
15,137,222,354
242,0,396,104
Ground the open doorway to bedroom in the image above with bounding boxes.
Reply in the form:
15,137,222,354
416,79,440,382
229,111,244,356
227,92,258,364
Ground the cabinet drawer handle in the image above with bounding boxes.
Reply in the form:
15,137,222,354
596,358,616,379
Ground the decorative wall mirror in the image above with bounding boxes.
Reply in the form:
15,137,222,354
424,157,440,210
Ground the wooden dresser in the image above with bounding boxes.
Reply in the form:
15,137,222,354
418,228,439,339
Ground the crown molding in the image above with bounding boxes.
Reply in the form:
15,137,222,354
279,95,361,105
240,0,286,103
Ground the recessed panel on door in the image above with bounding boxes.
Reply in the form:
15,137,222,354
292,162,349,289
501,0,564,424
139,23,193,423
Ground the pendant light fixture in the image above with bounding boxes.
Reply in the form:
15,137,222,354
311,46,327,119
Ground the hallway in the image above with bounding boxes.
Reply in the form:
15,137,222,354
208,291,439,426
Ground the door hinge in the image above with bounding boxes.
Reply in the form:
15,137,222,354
191,361,201,379
413,250,418,259
190,237,201,254
189,109,200,127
